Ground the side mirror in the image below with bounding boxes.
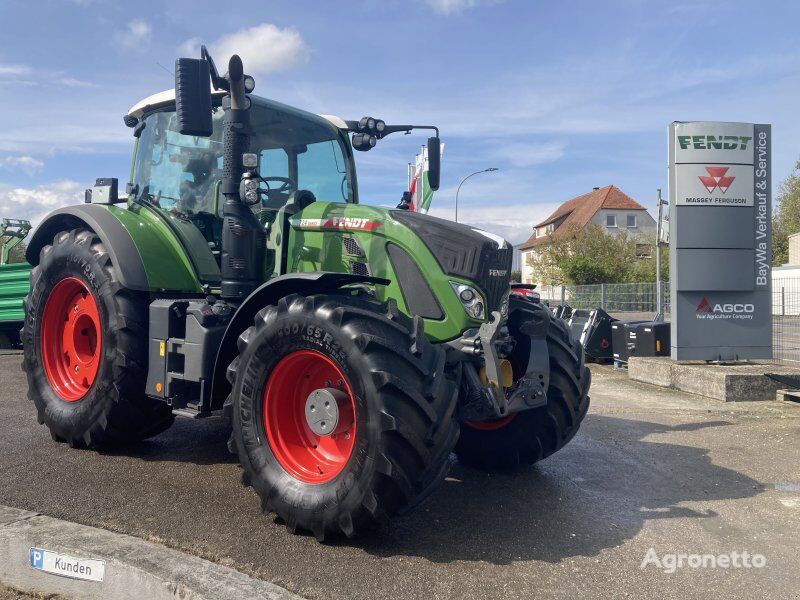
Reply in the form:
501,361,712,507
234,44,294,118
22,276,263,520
174,58,213,136
427,137,441,191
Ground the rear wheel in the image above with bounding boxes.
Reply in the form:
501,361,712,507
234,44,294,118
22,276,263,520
22,228,174,447
225,293,460,540
455,298,590,470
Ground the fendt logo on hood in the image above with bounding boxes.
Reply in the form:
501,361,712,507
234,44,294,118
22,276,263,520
695,297,754,320
699,166,735,194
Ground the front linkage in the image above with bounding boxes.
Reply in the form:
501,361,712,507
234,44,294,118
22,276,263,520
450,306,551,422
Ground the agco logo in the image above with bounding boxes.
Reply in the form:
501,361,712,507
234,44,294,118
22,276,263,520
699,166,735,194
678,135,752,151
696,297,754,320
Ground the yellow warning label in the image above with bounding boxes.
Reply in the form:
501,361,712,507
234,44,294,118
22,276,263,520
159,341,165,356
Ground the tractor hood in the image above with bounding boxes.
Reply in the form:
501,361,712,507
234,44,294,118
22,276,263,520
389,210,513,316
288,202,512,341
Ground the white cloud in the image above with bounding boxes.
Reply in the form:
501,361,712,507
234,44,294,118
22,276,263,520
0,63,30,77
0,180,84,224
0,120,128,154
429,202,561,245
56,77,98,88
422,0,502,14
114,19,152,49
488,140,568,168
0,155,44,175
180,23,309,78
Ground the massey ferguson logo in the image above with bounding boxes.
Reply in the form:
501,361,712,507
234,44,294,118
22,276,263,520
699,166,734,194
696,297,754,320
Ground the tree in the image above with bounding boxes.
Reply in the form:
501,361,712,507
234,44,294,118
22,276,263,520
526,224,665,285
7,241,27,264
773,159,800,266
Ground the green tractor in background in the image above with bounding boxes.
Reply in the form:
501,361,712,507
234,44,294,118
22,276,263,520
22,47,590,540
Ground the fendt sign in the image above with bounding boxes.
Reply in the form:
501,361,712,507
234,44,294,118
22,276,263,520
669,121,771,361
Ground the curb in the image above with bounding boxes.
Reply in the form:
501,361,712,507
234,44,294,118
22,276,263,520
0,506,302,600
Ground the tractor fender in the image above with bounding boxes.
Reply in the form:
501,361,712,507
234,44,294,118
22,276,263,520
26,205,149,291
210,272,389,408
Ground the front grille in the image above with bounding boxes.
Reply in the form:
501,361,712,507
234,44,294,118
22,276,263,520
229,258,246,270
477,247,512,313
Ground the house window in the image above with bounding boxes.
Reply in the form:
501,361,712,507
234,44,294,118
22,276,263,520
627,214,637,228
546,223,554,234
606,214,617,228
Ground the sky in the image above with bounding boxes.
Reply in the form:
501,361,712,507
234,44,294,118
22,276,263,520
1,0,799,244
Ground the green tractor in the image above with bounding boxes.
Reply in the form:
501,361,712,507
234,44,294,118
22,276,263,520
22,48,590,540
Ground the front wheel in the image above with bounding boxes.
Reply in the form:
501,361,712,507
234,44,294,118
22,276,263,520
454,299,591,470
22,228,174,447
225,293,459,541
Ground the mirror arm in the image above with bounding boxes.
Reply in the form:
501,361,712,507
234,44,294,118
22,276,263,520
201,45,229,91
345,122,439,139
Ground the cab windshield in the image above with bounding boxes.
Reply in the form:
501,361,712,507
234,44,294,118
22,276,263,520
134,102,353,214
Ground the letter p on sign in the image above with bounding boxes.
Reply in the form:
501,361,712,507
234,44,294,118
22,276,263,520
30,548,43,569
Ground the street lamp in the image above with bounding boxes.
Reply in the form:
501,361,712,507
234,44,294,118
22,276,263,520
455,168,499,223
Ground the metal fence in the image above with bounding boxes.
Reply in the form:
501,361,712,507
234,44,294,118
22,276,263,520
537,282,670,320
773,277,800,364
534,278,800,364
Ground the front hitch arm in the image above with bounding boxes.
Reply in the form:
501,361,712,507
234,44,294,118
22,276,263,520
478,311,507,413
463,306,551,421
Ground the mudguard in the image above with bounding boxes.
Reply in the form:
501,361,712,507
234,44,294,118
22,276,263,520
210,272,389,408
26,205,149,291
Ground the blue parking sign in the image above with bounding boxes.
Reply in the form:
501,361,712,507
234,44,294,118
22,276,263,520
29,548,43,569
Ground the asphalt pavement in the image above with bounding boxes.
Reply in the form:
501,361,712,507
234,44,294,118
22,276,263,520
1,354,799,599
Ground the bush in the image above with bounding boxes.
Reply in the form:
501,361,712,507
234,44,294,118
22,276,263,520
527,224,665,285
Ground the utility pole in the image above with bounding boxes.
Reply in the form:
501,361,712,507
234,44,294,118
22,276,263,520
655,188,668,321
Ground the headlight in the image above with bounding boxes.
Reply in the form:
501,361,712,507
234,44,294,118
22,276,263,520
451,282,485,320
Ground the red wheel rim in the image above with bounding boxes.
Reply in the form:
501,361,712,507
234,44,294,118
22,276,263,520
262,350,357,484
464,412,517,431
41,277,102,402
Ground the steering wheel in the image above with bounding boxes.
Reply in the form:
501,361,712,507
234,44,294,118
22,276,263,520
261,176,297,195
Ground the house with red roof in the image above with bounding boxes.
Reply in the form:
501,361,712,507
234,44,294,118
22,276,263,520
518,185,656,284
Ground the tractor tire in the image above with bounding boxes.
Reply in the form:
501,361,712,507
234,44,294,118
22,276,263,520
225,293,459,541
454,298,590,470
22,228,174,447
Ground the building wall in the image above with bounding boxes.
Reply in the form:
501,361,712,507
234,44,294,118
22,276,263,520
589,209,656,238
788,233,800,265
520,249,536,284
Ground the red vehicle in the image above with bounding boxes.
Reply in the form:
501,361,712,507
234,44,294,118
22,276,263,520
510,283,540,303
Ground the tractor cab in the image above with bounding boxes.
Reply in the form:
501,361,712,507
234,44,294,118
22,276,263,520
127,91,356,284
